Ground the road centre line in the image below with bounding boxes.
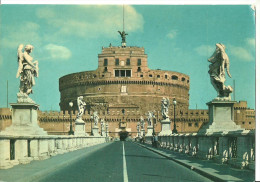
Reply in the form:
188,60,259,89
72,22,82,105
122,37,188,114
123,142,129,182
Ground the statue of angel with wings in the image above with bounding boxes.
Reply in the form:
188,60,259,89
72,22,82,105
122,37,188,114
161,97,170,120
76,96,86,122
16,44,39,96
208,43,233,99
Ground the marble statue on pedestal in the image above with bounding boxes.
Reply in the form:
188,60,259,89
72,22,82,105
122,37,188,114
140,116,145,129
74,96,87,136
197,44,243,134
0,44,47,137
161,97,169,119
147,111,155,126
208,43,233,100
146,111,155,136
93,111,99,126
16,44,39,103
76,96,86,123
159,97,172,136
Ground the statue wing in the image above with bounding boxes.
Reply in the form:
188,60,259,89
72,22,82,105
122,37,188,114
118,31,122,35
16,44,24,78
225,58,232,78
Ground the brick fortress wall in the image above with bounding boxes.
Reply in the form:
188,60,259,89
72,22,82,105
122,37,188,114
0,101,255,138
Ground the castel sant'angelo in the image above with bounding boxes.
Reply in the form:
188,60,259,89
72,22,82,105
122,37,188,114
0,31,255,139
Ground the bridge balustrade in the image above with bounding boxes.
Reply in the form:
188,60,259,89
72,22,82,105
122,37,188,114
145,130,255,170
0,135,106,169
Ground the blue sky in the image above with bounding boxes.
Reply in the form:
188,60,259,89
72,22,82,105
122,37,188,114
0,5,256,111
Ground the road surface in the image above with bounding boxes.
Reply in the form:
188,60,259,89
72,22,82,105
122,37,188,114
37,141,211,182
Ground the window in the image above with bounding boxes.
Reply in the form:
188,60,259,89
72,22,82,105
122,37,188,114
188,123,192,127
149,74,152,77
104,67,107,72
126,58,130,65
140,75,143,77
115,70,131,77
172,75,178,80
157,75,160,78
182,77,186,81
249,122,251,124
195,123,198,127
138,59,141,66
115,58,119,65
104,59,108,66
165,75,168,79
187,80,190,83
137,67,141,72
126,70,131,77
242,122,245,124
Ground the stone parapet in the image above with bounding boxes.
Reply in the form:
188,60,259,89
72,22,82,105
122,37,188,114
0,135,107,169
145,130,255,170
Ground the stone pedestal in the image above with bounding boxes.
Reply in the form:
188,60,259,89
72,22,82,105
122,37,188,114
101,129,106,137
145,126,153,136
0,103,47,136
74,120,88,136
159,118,172,136
198,101,243,134
140,129,145,137
92,126,100,136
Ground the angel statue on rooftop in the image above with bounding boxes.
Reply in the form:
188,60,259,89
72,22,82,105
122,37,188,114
208,43,233,100
16,44,39,103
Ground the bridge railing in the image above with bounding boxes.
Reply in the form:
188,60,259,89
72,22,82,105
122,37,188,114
145,130,255,170
0,135,106,169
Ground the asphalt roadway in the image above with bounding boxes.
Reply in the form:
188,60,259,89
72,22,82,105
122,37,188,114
37,141,211,182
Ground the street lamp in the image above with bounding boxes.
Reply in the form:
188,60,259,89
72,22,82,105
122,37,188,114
68,101,74,135
90,112,93,136
106,123,108,137
172,98,177,134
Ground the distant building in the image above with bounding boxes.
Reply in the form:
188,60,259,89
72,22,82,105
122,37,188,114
0,43,255,138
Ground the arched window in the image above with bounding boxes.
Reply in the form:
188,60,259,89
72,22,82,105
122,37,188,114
172,75,178,80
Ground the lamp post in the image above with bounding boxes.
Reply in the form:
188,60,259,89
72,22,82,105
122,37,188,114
68,101,74,135
90,112,93,136
172,98,177,134
106,123,108,137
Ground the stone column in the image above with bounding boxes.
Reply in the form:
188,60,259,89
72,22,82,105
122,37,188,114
159,118,172,136
0,139,13,169
74,121,88,136
198,101,243,134
92,126,100,137
48,139,56,156
0,103,47,136
30,139,39,160
38,139,49,160
15,139,32,164
145,126,153,136
217,136,229,164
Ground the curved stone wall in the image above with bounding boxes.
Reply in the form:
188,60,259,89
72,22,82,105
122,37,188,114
59,69,190,113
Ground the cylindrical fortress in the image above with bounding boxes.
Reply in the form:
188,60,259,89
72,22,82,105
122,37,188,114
59,46,190,117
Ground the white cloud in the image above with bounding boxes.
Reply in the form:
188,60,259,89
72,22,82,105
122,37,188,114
229,45,254,61
1,21,41,48
44,44,71,60
246,38,255,47
194,45,215,57
36,5,144,39
166,30,177,39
